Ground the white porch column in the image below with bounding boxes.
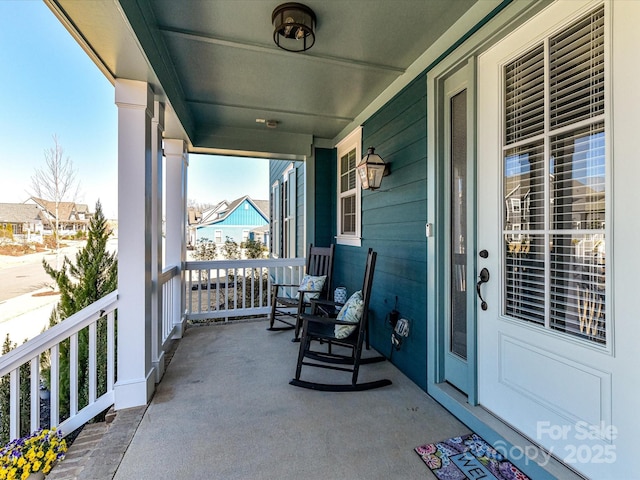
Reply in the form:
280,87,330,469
114,79,155,409
151,101,165,382
164,138,188,337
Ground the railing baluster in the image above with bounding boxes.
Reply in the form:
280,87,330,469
30,357,39,432
10,368,19,440
50,344,59,429
197,269,203,314
89,322,97,404
225,268,229,318
188,270,193,316
215,268,220,312
243,268,247,310
70,333,78,416
107,311,115,392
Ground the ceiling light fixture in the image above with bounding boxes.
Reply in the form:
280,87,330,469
272,3,316,52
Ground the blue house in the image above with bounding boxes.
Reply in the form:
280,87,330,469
195,196,268,246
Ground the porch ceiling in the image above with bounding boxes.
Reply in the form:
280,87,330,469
47,0,477,158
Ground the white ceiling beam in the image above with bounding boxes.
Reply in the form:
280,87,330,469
186,99,353,123
159,26,406,75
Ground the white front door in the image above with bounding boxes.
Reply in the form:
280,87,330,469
477,1,637,478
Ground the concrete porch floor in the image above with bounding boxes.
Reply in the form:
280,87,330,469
47,319,474,479
100,319,469,479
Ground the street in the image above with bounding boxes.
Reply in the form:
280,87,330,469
0,240,117,347
0,257,55,302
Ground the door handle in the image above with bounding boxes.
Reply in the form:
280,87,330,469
476,267,490,311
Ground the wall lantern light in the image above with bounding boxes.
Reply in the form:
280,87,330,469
272,3,316,52
357,147,390,191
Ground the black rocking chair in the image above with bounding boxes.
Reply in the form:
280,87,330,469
267,244,335,340
290,249,392,392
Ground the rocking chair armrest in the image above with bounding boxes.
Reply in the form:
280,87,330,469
309,298,344,308
300,313,353,327
271,283,300,297
272,283,299,288
309,298,343,316
297,287,322,294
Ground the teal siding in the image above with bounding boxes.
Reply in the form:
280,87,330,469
313,147,336,248
269,159,305,257
333,75,428,390
295,163,305,257
269,160,290,186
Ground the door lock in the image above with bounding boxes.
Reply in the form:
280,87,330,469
476,267,490,311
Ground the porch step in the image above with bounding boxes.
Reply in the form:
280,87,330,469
46,406,147,480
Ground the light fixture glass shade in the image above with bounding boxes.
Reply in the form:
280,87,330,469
272,3,316,52
357,147,387,190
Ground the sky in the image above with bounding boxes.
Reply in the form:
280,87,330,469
0,1,268,219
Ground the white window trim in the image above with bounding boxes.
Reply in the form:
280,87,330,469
271,180,281,258
336,127,362,247
283,163,297,258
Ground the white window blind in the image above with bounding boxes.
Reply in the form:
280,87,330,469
503,5,606,344
339,148,357,235
504,44,545,144
549,8,605,129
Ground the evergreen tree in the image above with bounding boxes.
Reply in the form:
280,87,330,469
43,200,117,420
0,335,34,443
0,335,16,444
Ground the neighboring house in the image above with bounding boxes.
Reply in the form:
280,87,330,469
0,203,45,242
187,200,230,247
193,196,268,246
249,225,269,249
26,197,92,234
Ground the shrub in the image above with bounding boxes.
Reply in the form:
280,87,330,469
242,239,266,259
221,237,240,260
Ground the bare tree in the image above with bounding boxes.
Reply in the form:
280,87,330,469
30,135,80,262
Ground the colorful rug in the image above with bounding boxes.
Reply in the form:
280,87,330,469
415,433,530,480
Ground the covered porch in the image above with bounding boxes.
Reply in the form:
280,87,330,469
39,320,471,479
108,320,467,480
5,0,639,478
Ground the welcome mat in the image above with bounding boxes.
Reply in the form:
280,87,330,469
415,433,530,480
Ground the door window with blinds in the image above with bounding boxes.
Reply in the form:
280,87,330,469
502,6,606,344
336,127,362,246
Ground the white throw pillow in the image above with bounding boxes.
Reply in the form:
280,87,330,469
295,275,327,302
334,290,364,339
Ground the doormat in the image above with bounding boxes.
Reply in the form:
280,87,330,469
415,433,530,480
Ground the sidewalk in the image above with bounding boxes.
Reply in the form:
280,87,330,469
0,241,88,344
0,287,58,344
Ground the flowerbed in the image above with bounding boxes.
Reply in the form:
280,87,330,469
0,429,67,479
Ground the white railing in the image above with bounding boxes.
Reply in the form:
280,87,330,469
185,258,306,321
152,265,182,381
160,265,181,346
0,258,304,443
0,291,118,439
